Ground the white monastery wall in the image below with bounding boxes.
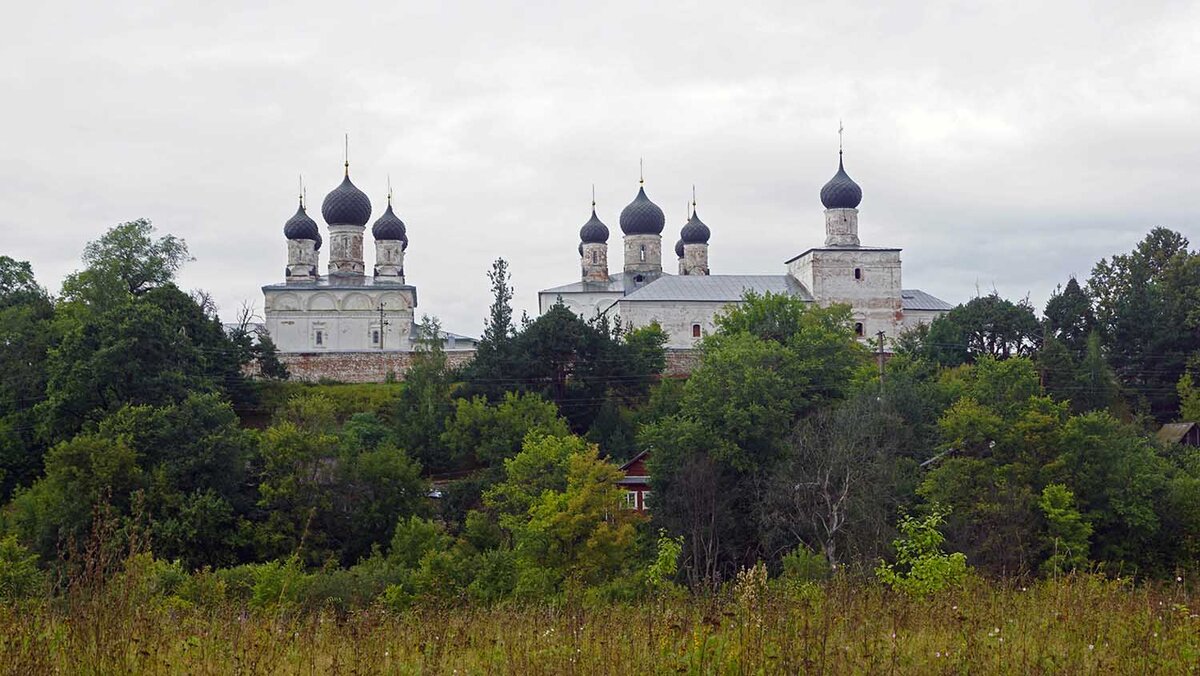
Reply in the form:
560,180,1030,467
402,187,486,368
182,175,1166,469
617,300,732,349
264,288,415,352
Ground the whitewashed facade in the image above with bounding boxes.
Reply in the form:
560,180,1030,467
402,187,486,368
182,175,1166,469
263,165,476,354
538,154,952,348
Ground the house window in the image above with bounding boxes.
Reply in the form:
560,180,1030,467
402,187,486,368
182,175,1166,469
372,330,380,345
854,268,862,280
692,324,701,338
623,491,639,510
315,330,323,346
641,491,651,510
854,322,864,337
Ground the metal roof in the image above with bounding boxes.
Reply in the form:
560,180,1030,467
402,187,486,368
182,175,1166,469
621,274,813,303
262,277,416,294
579,209,609,244
321,174,373,226
371,203,408,243
619,186,666,235
784,246,901,264
539,271,644,295
820,154,863,209
1157,422,1198,445
901,289,954,311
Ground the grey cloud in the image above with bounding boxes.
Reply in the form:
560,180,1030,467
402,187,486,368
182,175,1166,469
2,0,1198,335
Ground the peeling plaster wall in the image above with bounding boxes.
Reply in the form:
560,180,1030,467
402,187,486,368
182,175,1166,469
617,300,733,349
788,248,903,340
264,287,417,352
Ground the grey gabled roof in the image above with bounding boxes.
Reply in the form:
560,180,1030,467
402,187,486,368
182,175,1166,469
1157,422,1197,445
621,274,812,303
901,289,954,311
539,271,642,295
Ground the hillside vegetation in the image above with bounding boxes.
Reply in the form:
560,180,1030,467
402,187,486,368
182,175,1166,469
2,222,1200,670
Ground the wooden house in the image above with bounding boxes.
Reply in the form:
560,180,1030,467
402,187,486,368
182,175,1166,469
617,451,651,511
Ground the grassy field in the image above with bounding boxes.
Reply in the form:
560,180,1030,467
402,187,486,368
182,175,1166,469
2,574,1197,674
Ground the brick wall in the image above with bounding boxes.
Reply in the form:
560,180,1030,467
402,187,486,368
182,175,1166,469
276,350,477,383
269,348,702,383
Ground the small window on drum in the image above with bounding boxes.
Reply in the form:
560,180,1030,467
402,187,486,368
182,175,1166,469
854,268,863,280
692,324,701,338
640,245,646,262
854,322,864,337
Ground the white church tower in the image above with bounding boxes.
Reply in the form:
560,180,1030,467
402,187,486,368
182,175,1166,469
679,197,711,276
323,160,372,276
619,179,666,283
786,149,903,340
282,193,321,282
372,187,408,283
579,199,610,283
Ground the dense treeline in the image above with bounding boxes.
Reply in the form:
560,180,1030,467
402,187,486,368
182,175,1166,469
1,221,1199,609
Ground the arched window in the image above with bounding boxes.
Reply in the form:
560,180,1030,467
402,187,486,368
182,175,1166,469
315,330,324,346
854,322,864,337
692,324,702,338
854,268,863,280
372,330,380,345
640,245,646,262
591,251,597,264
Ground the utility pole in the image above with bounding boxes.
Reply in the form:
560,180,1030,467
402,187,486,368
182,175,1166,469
377,301,389,350
876,330,886,391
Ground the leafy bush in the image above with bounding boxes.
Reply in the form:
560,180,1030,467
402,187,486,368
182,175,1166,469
876,508,970,595
780,543,830,583
0,534,44,600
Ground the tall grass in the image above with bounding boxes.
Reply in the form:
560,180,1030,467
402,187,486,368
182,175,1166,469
2,573,1196,674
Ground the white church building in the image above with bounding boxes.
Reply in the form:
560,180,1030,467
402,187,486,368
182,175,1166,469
538,152,952,347
262,160,476,355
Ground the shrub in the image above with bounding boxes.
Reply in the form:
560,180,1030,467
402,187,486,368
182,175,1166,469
876,508,970,595
780,543,830,583
0,535,44,601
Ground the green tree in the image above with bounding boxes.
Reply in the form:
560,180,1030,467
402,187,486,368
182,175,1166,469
1088,228,1200,420
0,257,56,496
1043,276,1095,357
1179,372,1200,422
1038,483,1092,576
875,508,970,595
60,219,191,308
1051,411,1169,569
38,284,248,441
4,434,142,561
393,316,453,473
925,293,1041,365
441,391,570,467
645,293,865,585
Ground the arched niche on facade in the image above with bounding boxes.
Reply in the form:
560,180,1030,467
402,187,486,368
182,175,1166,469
307,293,337,311
341,292,373,311
273,293,301,311
379,292,411,310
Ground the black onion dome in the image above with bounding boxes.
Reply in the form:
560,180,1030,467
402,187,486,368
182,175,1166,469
675,238,684,258
619,186,665,235
680,210,711,244
322,174,373,225
284,204,319,240
372,203,408,244
579,209,609,244
820,154,862,209
284,204,322,250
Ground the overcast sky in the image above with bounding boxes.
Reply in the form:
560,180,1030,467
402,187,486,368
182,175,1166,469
3,0,1199,336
